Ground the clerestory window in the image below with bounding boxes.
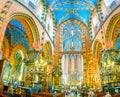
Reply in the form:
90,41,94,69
29,0,38,5
104,0,114,6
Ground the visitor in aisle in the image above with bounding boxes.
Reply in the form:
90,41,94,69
104,92,112,97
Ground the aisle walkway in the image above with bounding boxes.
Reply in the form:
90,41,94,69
65,92,81,97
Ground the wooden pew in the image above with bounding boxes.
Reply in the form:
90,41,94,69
94,92,106,97
94,92,115,97
0,93,9,97
32,92,65,97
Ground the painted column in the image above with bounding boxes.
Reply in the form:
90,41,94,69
71,54,74,73
83,29,91,87
0,0,13,49
66,55,68,83
62,55,64,84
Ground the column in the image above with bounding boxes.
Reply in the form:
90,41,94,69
66,55,68,83
62,55,64,84
0,0,14,49
71,54,74,72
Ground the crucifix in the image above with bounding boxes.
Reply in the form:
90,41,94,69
70,25,75,51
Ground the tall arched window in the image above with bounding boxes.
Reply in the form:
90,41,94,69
29,0,38,5
29,0,38,8
101,1,108,20
92,14,98,27
92,13,100,36
104,0,114,6
45,12,54,40
36,2,43,19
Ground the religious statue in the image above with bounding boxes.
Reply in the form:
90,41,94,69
24,71,33,87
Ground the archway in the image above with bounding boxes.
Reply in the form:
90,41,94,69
90,40,102,89
54,18,90,66
106,13,120,46
54,18,91,88
93,40,102,62
1,13,40,62
100,13,120,91
61,22,84,87
3,50,24,84
10,13,40,49
1,13,39,86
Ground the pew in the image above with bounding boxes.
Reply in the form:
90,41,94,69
32,92,65,97
0,93,9,97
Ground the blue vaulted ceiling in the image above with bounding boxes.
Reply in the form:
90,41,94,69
46,0,98,25
11,0,99,52
5,19,30,50
46,0,98,51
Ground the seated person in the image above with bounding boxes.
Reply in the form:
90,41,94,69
114,89,120,97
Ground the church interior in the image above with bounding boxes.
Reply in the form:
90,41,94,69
0,0,120,97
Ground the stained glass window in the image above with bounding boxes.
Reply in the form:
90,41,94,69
104,0,114,6
101,2,108,20
92,14,98,27
92,13,100,36
29,0,38,5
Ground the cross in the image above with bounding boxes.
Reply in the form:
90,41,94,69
70,25,75,51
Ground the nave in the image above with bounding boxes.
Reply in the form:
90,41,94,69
0,0,120,97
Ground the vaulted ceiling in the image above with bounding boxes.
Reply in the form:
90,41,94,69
5,0,100,53
46,0,98,25
5,20,29,50
45,0,99,51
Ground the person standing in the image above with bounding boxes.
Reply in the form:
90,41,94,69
75,88,79,97
81,88,85,97
88,89,94,97
114,89,120,97
104,92,112,97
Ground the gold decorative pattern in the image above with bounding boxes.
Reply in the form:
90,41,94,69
9,43,27,66
10,13,40,49
3,35,9,59
106,13,120,46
